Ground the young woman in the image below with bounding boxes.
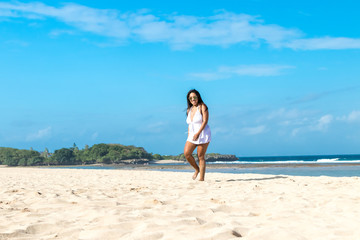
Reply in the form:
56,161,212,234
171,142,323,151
184,89,211,181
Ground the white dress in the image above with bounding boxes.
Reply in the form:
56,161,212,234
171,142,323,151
186,106,211,144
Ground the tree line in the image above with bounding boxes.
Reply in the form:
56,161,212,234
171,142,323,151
0,144,238,167
0,143,156,166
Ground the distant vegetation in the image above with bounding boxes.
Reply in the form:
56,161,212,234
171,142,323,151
0,148,44,166
0,144,152,166
0,144,238,166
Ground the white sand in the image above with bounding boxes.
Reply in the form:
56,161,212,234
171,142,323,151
0,167,360,240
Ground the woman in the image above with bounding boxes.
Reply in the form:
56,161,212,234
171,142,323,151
184,89,211,181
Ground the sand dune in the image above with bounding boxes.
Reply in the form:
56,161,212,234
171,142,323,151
0,167,359,240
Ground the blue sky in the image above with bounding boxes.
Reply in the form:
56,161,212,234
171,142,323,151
1,0,360,156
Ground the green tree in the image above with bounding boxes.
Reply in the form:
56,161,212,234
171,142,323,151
72,143,79,152
88,144,110,163
44,156,56,166
41,148,50,158
51,148,77,165
152,154,163,160
80,150,95,164
0,148,43,166
28,156,45,166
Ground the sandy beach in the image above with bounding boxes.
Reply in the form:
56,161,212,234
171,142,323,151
1,167,360,240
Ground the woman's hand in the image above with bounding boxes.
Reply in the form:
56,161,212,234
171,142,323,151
193,133,200,141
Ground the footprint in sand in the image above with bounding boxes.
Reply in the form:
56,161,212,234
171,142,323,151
210,205,233,213
151,199,165,205
210,198,226,204
195,217,206,225
1,223,60,239
25,223,59,235
143,199,166,206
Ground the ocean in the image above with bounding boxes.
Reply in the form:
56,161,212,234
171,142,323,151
159,153,360,177
205,154,360,177
47,154,360,177
211,154,360,164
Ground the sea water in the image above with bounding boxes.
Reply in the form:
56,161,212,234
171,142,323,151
48,154,360,177
158,154,360,177
211,154,360,164
207,154,360,177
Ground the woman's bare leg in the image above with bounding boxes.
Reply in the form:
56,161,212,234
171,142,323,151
197,142,210,181
184,141,199,180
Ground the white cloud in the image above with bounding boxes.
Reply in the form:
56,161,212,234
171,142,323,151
348,111,360,122
0,8,18,18
1,2,360,50
49,29,76,37
220,65,294,76
311,114,333,131
285,37,360,50
0,2,130,38
0,2,299,49
26,127,52,141
241,125,266,135
189,72,230,81
131,12,301,49
338,110,360,122
262,108,338,135
190,64,294,80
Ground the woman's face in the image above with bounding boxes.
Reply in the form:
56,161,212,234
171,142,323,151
189,92,198,106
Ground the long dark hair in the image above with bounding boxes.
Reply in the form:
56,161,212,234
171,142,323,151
186,89,208,115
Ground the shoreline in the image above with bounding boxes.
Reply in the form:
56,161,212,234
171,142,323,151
3,162,360,178
40,162,360,169
3,162,360,169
